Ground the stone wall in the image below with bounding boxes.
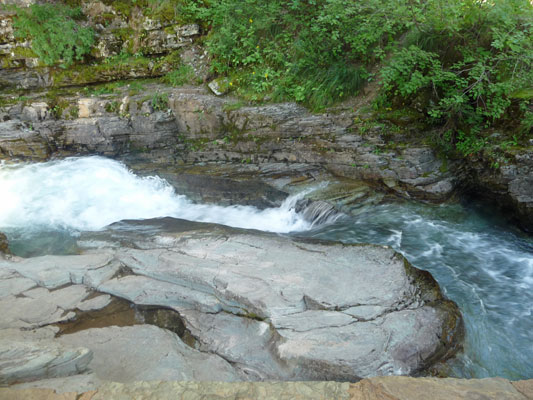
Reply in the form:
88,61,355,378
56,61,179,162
1,378,532,400
0,2,204,90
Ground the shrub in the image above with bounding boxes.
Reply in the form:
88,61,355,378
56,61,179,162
194,0,412,110
380,0,533,156
13,3,94,68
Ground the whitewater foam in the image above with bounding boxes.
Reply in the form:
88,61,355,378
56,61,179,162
0,157,312,233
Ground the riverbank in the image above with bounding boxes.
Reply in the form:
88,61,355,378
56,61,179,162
0,1,532,231
1,83,532,231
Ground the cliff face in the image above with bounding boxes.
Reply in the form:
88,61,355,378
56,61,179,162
0,1,205,90
0,0,532,231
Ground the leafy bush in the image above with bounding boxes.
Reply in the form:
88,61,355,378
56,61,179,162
13,4,94,68
193,0,412,109
380,0,533,156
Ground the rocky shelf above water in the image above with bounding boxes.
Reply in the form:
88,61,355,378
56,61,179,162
0,218,463,390
0,83,531,231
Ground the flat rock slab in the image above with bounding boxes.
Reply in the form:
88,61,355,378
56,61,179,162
1,219,463,383
0,340,92,385
1,378,531,400
349,376,531,400
57,325,242,382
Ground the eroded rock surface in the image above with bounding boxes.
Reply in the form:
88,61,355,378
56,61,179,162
0,219,462,388
2,378,532,400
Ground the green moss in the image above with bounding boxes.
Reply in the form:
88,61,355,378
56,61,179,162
222,101,247,112
101,0,148,18
112,27,135,42
439,158,449,173
51,54,166,88
69,105,79,119
162,64,195,86
105,100,120,113
0,55,15,69
11,46,37,58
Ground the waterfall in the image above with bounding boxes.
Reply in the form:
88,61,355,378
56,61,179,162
0,157,320,234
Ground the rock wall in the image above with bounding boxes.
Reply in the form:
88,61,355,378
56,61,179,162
0,2,205,90
0,84,457,203
0,0,531,228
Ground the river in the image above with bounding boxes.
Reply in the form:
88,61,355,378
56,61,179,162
0,156,531,380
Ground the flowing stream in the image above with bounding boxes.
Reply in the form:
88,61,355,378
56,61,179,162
0,156,531,380
300,202,533,380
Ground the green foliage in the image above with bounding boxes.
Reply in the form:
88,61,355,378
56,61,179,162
380,0,533,157
12,4,94,68
163,65,196,86
521,111,533,134
189,0,411,109
151,92,169,111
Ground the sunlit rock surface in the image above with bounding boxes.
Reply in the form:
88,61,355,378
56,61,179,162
0,219,462,388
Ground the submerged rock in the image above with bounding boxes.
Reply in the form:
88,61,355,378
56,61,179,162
0,219,462,386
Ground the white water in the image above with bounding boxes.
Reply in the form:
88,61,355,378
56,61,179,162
304,202,533,379
0,157,312,233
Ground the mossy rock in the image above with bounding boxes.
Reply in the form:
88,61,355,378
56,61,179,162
0,233,10,255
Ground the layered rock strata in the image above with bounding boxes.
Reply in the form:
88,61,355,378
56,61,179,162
0,219,463,389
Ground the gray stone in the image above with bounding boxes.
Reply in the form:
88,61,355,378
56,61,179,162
0,340,92,385
0,269,36,298
98,275,223,313
207,78,230,96
1,252,117,289
0,284,89,329
76,295,112,312
180,310,289,380
58,325,242,382
0,220,461,383
81,224,462,381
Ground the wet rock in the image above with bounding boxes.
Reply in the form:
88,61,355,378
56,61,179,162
464,149,533,232
0,120,50,160
1,85,455,204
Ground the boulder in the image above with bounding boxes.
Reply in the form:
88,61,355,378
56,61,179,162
0,219,462,383
80,220,463,381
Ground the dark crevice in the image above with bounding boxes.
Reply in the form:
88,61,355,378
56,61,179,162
53,296,197,348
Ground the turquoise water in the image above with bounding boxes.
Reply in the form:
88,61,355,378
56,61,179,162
298,201,533,380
